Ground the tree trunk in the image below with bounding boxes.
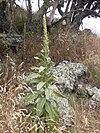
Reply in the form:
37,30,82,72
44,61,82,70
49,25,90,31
48,0,59,26
0,1,9,33
31,1,51,33
26,0,32,31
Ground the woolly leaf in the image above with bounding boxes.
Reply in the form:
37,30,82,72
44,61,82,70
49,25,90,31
45,101,59,119
39,66,45,73
36,97,46,116
37,81,45,90
54,91,65,98
45,88,53,100
24,92,39,106
26,73,41,82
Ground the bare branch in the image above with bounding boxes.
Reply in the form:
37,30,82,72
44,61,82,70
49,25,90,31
49,8,100,27
48,0,59,26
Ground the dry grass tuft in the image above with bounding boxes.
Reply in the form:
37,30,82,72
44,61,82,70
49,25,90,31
0,56,28,133
67,98,100,133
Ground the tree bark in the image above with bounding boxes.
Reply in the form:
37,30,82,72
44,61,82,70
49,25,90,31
26,0,32,31
48,0,59,26
0,1,9,33
31,1,52,33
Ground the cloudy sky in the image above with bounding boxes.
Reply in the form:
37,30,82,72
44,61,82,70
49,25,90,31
16,0,100,36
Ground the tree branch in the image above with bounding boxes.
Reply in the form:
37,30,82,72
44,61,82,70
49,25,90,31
48,8,100,27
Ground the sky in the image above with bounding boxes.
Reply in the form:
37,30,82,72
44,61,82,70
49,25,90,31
81,17,100,36
16,0,100,36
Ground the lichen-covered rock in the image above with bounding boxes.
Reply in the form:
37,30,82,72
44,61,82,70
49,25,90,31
50,61,100,125
50,84,74,126
51,61,87,94
58,97,74,126
86,86,100,105
50,60,89,127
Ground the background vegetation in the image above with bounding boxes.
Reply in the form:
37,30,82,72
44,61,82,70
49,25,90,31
0,0,100,133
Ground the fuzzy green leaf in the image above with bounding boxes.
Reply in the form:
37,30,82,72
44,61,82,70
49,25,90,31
36,97,46,116
39,66,45,73
31,66,39,70
26,73,41,82
45,101,59,119
24,92,39,105
27,79,39,84
34,56,40,60
45,88,53,100
54,91,65,98
37,81,45,90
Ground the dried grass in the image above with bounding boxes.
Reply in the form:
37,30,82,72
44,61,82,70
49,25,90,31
67,98,100,133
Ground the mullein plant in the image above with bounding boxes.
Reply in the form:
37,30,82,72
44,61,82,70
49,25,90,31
24,15,64,133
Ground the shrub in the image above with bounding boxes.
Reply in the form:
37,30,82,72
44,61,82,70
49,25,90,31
14,15,26,33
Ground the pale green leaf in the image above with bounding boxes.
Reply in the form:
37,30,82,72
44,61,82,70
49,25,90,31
45,101,59,119
36,98,46,116
37,81,45,90
24,92,39,105
47,57,51,62
39,66,45,73
25,73,41,82
41,49,44,53
45,101,54,117
54,91,65,98
31,66,39,70
28,79,38,84
45,88,53,100
34,56,40,60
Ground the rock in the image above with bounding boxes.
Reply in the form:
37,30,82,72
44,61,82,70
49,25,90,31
86,86,100,103
51,61,87,126
51,61,87,94
50,61,100,125
58,97,74,126
86,86,98,96
92,93,100,102
50,84,74,126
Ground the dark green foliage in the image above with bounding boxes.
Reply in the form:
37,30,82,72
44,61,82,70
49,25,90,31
14,16,26,33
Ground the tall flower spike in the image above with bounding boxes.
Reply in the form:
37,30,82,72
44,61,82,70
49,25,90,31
43,14,49,59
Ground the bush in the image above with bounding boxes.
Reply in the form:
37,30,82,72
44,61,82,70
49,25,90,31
14,15,26,33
